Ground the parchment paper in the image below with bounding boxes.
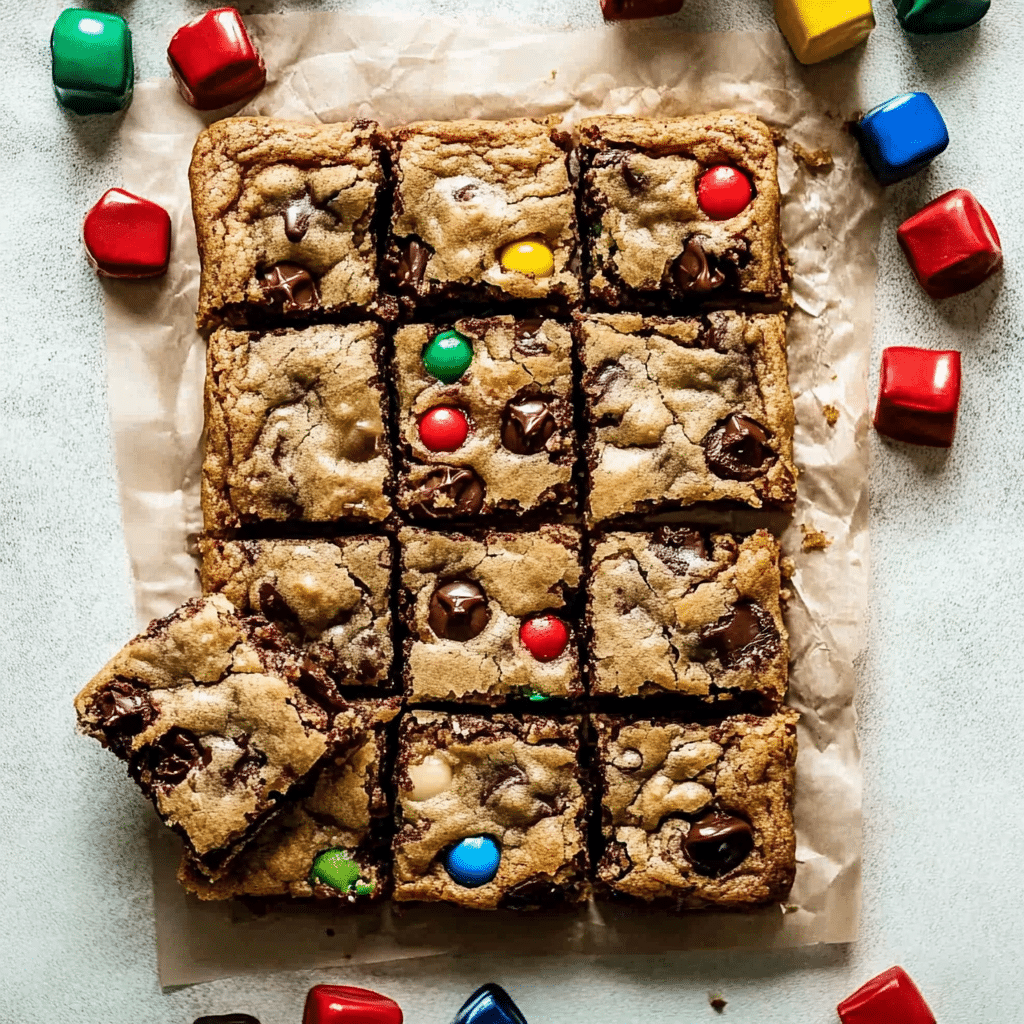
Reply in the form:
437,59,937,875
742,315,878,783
102,13,880,988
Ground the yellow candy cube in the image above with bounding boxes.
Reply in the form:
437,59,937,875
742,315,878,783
499,239,554,277
774,0,875,64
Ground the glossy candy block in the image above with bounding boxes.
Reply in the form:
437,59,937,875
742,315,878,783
452,985,528,1024
894,0,990,34
856,92,949,185
874,348,961,448
773,0,875,64
898,189,1002,299
83,189,171,278
51,9,133,115
838,966,936,1024
303,986,403,1024
167,8,266,110
600,0,684,17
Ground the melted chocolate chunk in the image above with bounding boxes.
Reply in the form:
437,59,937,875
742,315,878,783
621,159,648,193
291,662,347,711
683,811,754,877
699,600,781,669
501,395,557,455
513,318,549,355
146,729,205,787
499,879,568,910
222,742,268,789
92,681,155,740
396,239,430,294
257,262,319,314
411,466,486,518
649,527,709,574
283,193,315,242
673,239,726,293
428,580,490,641
339,419,380,462
256,582,302,634
702,414,777,481
480,764,529,803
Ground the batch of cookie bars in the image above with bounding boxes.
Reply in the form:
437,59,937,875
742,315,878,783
75,110,802,913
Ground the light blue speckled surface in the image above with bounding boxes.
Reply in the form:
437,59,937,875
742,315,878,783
1,2,1022,1023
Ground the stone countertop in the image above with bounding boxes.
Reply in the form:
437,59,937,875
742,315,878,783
1,1,1020,1022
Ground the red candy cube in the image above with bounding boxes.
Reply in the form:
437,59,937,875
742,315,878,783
167,8,265,110
874,347,961,448
897,189,1002,299
83,188,171,279
838,966,936,1024
600,0,684,18
303,986,403,1024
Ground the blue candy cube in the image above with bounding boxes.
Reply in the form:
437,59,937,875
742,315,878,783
857,92,949,185
451,985,527,1024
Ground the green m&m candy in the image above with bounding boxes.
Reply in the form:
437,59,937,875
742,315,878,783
310,848,374,895
51,9,134,115
423,329,473,383
894,0,989,34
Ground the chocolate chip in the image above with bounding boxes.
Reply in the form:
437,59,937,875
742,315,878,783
257,262,319,313
702,414,777,481
683,812,754,877
411,466,486,518
93,681,155,739
396,238,430,294
673,239,726,293
256,582,302,634
283,192,315,242
291,661,347,711
513,318,549,356
499,879,567,910
501,395,557,455
453,183,479,202
428,580,490,641
340,419,380,462
621,159,648,193
649,527,709,574
699,600,781,669
147,729,205,786
480,764,528,803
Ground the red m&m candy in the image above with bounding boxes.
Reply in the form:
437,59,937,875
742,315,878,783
697,166,754,220
519,615,569,661
83,188,171,278
303,985,403,1024
418,407,469,452
838,966,935,1024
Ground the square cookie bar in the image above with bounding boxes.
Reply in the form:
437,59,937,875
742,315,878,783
578,311,796,522
385,119,580,313
399,526,583,704
595,710,798,908
392,711,589,909
589,528,788,701
190,117,393,328
202,322,393,530
179,700,399,901
393,317,576,519
200,536,393,688
74,596,345,879
577,112,786,310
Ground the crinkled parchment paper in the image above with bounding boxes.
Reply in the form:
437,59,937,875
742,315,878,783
101,13,880,987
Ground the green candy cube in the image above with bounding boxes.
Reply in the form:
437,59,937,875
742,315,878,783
894,0,990,34
51,9,134,114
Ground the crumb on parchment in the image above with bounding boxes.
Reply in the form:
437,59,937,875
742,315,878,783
791,141,834,172
708,993,727,1013
823,403,839,427
780,555,796,580
800,524,833,553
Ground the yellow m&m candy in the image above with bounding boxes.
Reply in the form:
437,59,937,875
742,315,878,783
499,238,554,277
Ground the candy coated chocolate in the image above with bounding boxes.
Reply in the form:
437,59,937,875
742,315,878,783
499,239,554,277
83,188,171,279
895,0,989,34
697,166,754,220
773,0,875,64
423,329,473,383
897,189,1002,299
429,580,490,641
519,615,570,661
51,9,134,114
167,8,266,110
600,0,684,18
856,92,949,185
443,836,501,888
406,756,453,801
838,966,936,1024
310,848,367,894
873,347,961,448
303,985,404,1024
451,984,528,1024
683,812,754,876
419,406,470,452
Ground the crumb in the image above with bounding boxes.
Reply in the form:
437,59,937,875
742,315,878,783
783,903,799,914
779,587,792,605
768,125,786,146
800,524,832,553
831,374,838,381
823,404,839,427
708,993,727,1013
791,141,834,172
551,69,557,80
780,556,796,580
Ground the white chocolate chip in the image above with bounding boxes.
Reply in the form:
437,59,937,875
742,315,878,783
406,755,453,801
613,748,643,770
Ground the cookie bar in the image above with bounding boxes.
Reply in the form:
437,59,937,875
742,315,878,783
577,112,786,310
595,710,798,908
190,117,393,328
393,317,576,519
199,536,393,688
399,525,584,704
385,119,580,313
202,322,393,530
74,595,346,879
392,711,589,909
578,311,796,522
588,529,788,701
179,700,399,901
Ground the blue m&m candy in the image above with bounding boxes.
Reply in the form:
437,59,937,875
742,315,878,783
443,836,501,888
856,92,949,186
451,984,528,1024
